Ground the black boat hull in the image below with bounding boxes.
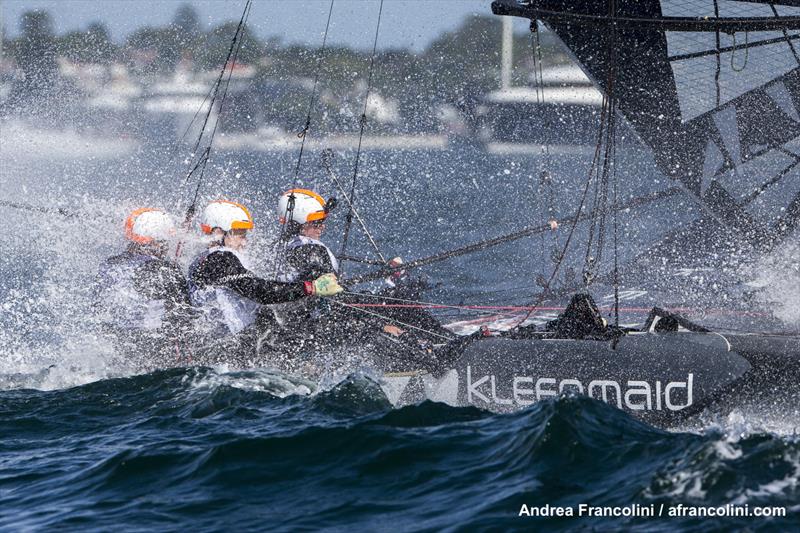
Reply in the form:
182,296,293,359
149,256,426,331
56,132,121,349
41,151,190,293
381,332,800,428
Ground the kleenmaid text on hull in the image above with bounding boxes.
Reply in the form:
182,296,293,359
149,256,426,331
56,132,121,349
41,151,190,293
466,366,693,411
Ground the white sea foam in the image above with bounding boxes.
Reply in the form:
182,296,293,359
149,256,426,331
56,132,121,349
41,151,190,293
731,450,800,505
184,367,317,398
744,238,800,326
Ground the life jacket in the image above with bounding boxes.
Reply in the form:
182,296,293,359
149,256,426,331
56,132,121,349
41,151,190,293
187,246,262,336
96,253,166,330
277,235,339,283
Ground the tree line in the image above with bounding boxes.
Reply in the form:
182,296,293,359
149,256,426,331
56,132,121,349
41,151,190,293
2,4,571,129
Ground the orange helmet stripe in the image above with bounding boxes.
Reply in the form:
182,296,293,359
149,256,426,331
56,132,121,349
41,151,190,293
125,207,159,245
282,188,327,223
286,188,326,208
203,199,254,232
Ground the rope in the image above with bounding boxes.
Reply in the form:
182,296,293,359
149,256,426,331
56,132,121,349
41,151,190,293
585,5,619,288
530,21,552,168
713,0,721,107
0,199,77,218
321,150,386,262
341,302,769,318
344,186,681,285
770,3,800,65
339,0,385,272
494,7,800,33
293,0,335,174
178,0,253,224
610,0,620,328
330,300,456,341
730,31,750,72
172,0,252,260
509,2,624,330
338,254,386,266
339,291,523,318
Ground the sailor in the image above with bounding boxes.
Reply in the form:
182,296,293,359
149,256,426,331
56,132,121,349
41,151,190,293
95,208,192,368
275,189,442,342
187,199,342,348
276,188,408,286
275,189,340,283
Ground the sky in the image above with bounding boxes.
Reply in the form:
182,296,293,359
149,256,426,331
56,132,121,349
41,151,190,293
0,0,526,52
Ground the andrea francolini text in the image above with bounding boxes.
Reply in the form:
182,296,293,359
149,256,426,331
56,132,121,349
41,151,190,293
519,503,656,517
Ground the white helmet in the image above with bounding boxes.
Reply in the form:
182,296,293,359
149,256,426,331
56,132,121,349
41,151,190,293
277,189,329,225
125,208,176,245
200,199,254,234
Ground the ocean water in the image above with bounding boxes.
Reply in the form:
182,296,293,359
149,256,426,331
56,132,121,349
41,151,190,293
1,369,798,531
2,119,799,530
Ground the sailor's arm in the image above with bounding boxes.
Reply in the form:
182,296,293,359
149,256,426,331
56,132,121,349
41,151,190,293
203,251,306,304
202,251,341,304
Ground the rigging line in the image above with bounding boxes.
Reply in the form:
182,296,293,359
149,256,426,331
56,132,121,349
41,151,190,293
175,0,253,216
338,291,525,318
511,3,619,329
584,0,617,287
0,199,78,218
321,151,386,262
512,106,609,326
338,254,386,266
725,143,800,180
174,0,253,262
344,185,682,286
530,20,551,163
186,0,251,165
530,20,559,276
193,0,252,156
329,300,456,341
591,55,619,285
184,0,253,218
581,73,614,284
730,31,750,72
608,6,620,271
172,4,252,211
771,3,800,65
529,20,546,275
339,0,385,271
582,152,605,281
610,0,620,328
742,156,800,205
494,7,800,33
667,33,800,63
168,75,220,171
714,0,721,108
529,23,556,211
613,119,620,328
167,83,220,206
293,0,335,178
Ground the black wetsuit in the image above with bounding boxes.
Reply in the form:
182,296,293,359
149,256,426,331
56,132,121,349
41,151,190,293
279,236,451,350
187,247,310,366
189,248,308,305
95,245,193,369
283,240,337,281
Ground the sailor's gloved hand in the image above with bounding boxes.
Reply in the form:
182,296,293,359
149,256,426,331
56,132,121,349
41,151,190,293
305,273,343,297
385,256,408,286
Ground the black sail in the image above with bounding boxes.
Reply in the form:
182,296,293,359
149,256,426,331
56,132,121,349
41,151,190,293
492,0,800,249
